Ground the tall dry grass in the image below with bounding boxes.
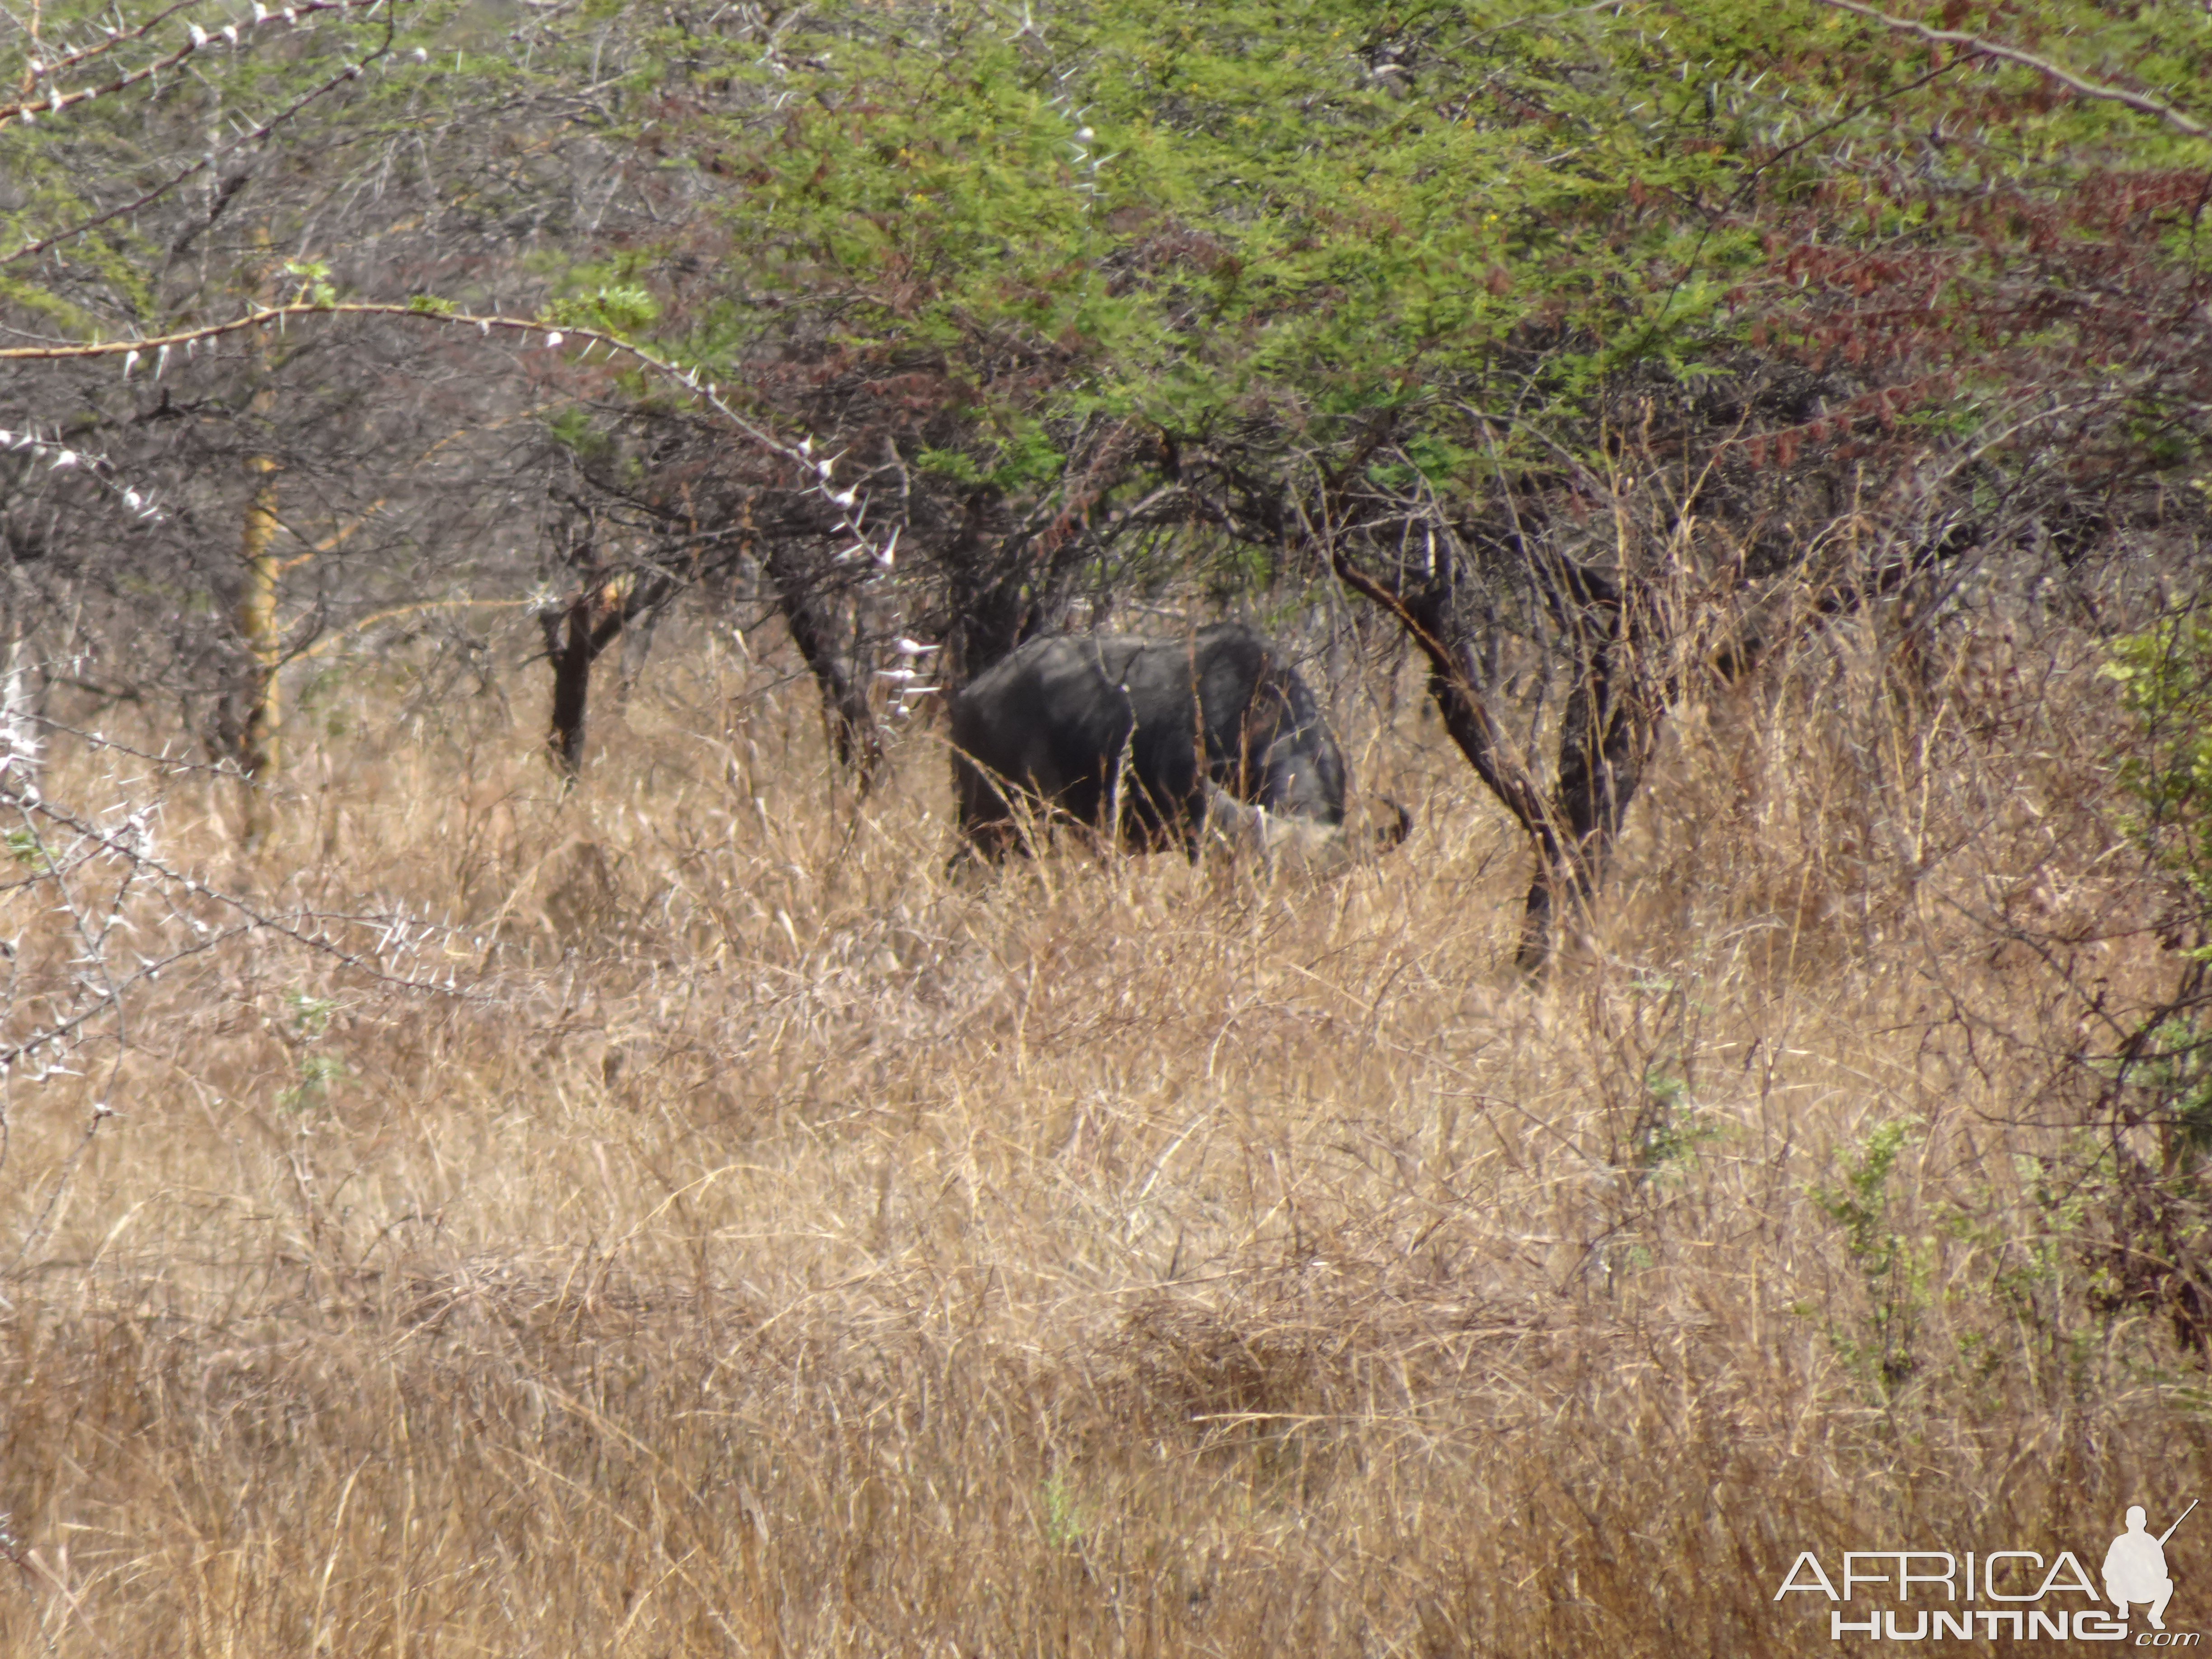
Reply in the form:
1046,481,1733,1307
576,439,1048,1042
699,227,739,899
0,607,2203,1655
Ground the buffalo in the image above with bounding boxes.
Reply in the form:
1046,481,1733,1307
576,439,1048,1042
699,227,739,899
948,623,1409,866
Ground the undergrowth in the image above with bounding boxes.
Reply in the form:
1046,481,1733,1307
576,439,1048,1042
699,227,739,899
0,607,2202,1655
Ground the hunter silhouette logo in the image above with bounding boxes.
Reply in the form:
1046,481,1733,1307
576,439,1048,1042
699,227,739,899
2107,1502,2195,1632
1776,1499,2200,1642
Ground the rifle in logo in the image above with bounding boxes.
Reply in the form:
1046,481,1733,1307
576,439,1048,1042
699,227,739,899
2166,1502,2202,1547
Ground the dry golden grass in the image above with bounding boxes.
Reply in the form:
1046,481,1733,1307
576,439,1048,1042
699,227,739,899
1,612,2204,1655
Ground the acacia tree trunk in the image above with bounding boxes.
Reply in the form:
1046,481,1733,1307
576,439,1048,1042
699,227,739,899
541,574,677,779
542,506,619,781
542,586,606,778
539,502,680,780
235,454,283,846
1509,577,1667,970
1331,546,1669,972
761,541,883,787
230,268,287,848
0,626,41,802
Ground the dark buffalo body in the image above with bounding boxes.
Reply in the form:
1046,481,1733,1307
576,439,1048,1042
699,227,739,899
950,624,1349,857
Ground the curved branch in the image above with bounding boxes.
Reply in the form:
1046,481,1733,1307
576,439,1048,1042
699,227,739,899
0,0,401,125
1323,543,1563,862
0,300,825,498
1812,0,2210,140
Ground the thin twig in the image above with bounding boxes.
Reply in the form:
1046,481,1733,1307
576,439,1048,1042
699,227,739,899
1812,0,2210,141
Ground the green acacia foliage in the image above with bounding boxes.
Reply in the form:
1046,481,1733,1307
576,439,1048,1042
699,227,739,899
630,0,2211,496
4,0,2209,897
581,0,2209,968
8,0,2207,457
7,0,2206,510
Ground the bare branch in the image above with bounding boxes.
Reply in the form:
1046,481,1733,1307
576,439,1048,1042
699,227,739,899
1,44,398,269
1,300,910,576
0,0,399,126
1812,0,2210,140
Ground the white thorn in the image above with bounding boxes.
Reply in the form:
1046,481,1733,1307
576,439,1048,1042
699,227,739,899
545,330,563,347
123,350,139,379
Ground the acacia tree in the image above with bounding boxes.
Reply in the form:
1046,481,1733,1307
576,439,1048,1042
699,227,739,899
0,0,923,810
607,0,2210,963
6,0,2209,970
